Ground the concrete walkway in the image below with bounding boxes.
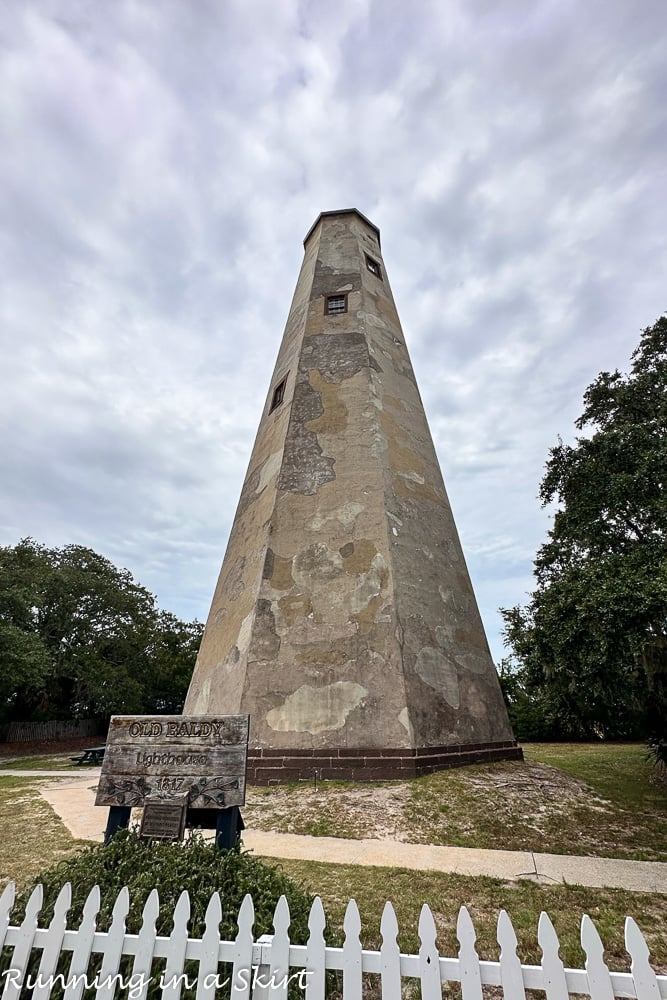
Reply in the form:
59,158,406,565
6,770,666,894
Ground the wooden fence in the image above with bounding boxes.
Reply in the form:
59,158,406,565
0,881,665,1000
0,719,102,743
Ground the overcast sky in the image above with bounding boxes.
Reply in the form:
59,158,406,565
1,0,665,664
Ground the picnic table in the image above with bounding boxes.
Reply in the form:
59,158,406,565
70,745,106,766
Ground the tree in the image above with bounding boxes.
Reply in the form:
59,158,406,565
0,539,203,722
501,316,667,758
143,611,204,714
0,539,52,716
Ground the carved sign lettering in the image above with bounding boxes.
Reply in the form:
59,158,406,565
95,714,249,809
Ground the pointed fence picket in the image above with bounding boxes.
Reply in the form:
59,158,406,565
305,896,326,1000
32,882,71,1000
232,893,255,1000
129,888,160,1000
538,910,569,1000
95,885,129,1000
342,898,363,1000
0,880,665,1000
379,902,400,1000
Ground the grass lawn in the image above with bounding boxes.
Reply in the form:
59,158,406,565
272,857,667,973
524,743,664,810
0,777,88,889
0,753,91,770
403,743,666,860
243,742,667,862
0,760,665,975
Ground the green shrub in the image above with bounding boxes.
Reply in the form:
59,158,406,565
14,828,315,939
7,831,322,999
647,736,667,773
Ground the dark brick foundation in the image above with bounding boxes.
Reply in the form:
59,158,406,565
246,740,523,784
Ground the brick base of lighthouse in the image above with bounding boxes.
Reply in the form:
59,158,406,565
246,740,523,784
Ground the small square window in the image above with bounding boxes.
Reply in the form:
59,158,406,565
365,254,382,279
326,294,347,315
269,376,287,413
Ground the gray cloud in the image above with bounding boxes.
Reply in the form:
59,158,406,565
1,0,665,663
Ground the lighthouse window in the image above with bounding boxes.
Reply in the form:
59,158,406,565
365,254,382,279
326,294,347,315
269,376,287,413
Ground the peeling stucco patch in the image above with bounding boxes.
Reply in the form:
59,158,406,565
310,262,361,303
349,552,389,613
265,551,295,591
278,377,336,495
306,370,348,433
415,646,460,708
307,501,365,532
247,599,280,661
455,652,494,675
237,610,255,656
266,681,367,733
439,586,473,617
398,706,414,740
190,643,243,714
293,543,343,585
237,450,283,515
278,593,312,625
435,624,453,646
399,470,425,485
335,502,366,529
353,594,385,634
257,450,283,492
301,332,370,383
221,556,246,602
339,539,377,574
383,394,406,413
394,475,446,507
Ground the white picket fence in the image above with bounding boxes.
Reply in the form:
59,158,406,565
0,880,665,1000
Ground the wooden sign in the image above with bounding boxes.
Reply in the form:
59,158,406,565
95,715,249,809
139,798,188,841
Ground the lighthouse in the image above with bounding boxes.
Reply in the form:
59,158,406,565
185,209,521,781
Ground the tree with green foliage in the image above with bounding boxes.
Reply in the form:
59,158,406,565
501,316,667,760
0,538,203,722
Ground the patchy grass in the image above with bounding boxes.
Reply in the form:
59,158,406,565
268,857,667,972
0,753,87,771
523,743,665,810
403,757,666,861
247,782,370,840
0,777,88,890
244,744,667,861
0,765,664,983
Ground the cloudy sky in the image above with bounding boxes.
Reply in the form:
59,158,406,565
1,0,665,664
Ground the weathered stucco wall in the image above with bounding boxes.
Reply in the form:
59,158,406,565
185,209,516,762
183,232,320,717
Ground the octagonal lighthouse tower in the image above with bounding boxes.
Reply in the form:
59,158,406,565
185,209,521,781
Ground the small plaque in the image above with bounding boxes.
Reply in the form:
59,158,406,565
140,799,187,841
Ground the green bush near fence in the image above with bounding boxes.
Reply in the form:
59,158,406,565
4,830,324,1000
14,828,315,940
